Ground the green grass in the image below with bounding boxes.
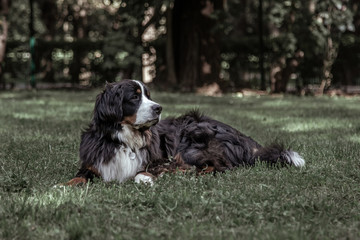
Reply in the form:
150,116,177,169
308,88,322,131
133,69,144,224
1,90,360,240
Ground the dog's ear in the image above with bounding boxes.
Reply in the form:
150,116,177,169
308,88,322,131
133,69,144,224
93,85,123,125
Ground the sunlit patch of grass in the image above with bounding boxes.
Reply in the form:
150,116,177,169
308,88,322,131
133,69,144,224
13,112,43,120
25,185,93,208
349,135,360,143
0,92,18,99
261,99,294,107
281,119,344,132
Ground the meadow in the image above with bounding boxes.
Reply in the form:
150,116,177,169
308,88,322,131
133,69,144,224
0,89,359,239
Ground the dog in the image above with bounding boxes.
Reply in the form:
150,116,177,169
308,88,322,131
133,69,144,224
64,80,305,186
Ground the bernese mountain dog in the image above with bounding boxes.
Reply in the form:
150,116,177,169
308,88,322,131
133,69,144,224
64,80,305,186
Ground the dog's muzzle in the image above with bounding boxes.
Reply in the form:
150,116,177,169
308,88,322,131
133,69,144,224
134,103,162,131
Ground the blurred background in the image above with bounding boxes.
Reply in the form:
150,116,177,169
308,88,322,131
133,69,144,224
0,0,360,94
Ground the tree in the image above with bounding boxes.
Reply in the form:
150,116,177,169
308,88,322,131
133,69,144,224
36,0,58,83
265,0,306,93
101,0,224,91
315,0,354,94
0,0,10,89
1,0,358,92
170,0,223,91
263,0,353,93
102,0,153,82
332,0,360,87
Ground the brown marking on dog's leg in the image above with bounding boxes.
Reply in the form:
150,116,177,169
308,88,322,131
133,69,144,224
198,165,216,175
173,153,192,173
173,153,184,165
86,166,101,178
55,165,100,187
62,177,88,186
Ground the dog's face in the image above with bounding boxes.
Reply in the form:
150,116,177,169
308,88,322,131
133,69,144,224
94,80,162,130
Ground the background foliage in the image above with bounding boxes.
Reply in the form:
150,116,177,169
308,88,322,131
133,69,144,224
1,0,360,93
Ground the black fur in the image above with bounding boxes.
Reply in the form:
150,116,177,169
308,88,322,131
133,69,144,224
79,80,142,170
151,110,263,172
74,80,304,183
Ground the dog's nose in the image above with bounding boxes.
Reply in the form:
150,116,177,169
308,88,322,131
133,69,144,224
152,104,162,115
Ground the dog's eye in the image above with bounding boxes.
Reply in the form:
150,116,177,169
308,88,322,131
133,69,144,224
132,95,140,100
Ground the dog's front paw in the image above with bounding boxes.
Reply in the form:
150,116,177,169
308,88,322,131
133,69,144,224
134,172,155,186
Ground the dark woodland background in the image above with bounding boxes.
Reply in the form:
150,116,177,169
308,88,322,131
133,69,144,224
1,0,360,94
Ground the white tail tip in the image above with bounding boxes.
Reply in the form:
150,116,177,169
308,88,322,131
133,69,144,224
285,151,305,167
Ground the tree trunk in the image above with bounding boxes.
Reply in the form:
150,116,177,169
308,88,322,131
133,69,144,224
173,0,200,91
271,57,299,93
0,0,9,90
199,0,222,87
70,4,88,85
41,51,55,82
276,64,292,93
165,7,177,87
318,35,338,95
258,0,266,90
39,1,58,83
172,0,222,92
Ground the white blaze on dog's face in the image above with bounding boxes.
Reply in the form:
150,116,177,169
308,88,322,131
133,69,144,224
131,80,162,129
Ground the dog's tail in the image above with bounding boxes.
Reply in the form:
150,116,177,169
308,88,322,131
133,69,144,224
252,144,305,167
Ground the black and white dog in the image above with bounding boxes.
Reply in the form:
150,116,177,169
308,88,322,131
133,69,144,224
65,80,304,186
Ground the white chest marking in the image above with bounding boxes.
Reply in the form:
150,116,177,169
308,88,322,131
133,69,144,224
97,125,148,183
97,146,144,183
114,124,147,149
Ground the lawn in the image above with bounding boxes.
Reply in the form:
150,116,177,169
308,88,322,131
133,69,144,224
0,89,359,240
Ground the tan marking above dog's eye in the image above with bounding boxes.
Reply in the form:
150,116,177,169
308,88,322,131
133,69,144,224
136,89,142,94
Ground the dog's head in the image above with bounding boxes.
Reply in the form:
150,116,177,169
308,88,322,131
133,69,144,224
93,80,162,130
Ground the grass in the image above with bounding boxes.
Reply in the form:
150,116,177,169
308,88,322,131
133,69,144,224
0,89,360,240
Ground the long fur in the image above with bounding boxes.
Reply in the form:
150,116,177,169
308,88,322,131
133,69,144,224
70,80,305,185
